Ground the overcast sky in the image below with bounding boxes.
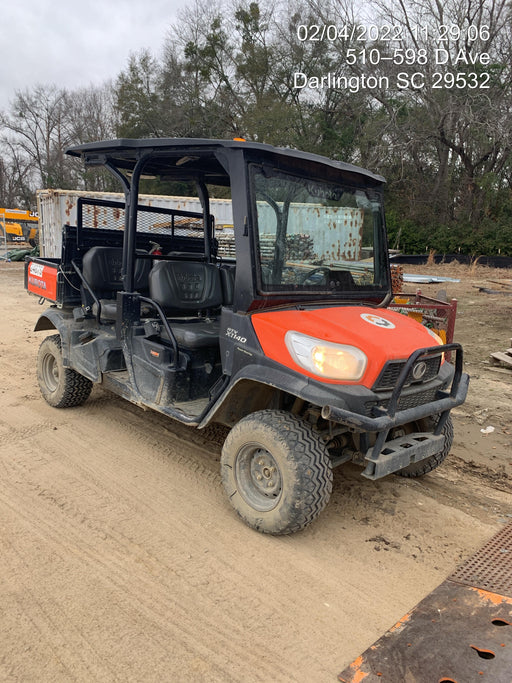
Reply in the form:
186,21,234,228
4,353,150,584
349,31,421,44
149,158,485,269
1,0,188,107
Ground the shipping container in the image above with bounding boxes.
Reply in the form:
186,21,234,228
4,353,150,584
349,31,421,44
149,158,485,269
37,189,234,258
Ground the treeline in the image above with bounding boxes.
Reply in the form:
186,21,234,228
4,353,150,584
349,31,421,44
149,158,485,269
1,0,511,255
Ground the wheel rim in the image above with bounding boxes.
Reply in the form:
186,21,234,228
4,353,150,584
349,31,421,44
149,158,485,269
41,352,59,393
234,443,283,512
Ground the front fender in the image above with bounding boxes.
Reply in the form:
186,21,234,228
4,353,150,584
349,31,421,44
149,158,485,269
198,360,354,429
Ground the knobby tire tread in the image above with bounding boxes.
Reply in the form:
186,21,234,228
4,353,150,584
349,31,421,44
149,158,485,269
38,335,93,408
222,409,333,535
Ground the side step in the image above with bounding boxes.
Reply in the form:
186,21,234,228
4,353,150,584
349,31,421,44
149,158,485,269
362,432,445,480
101,370,133,401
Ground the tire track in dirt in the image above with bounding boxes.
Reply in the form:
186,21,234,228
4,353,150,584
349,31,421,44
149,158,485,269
0,431,324,680
1,385,336,678
1,414,499,680
0,420,60,448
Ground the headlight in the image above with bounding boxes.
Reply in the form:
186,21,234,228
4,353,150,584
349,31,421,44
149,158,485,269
426,327,444,345
285,331,367,381
426,327,445,362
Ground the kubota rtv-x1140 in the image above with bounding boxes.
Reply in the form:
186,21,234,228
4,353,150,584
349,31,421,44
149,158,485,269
25,138,469,534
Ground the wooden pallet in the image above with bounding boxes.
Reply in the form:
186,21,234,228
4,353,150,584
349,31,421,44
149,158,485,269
490,339,512,367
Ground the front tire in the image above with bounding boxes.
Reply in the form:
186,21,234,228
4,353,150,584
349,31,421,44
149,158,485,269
37,334,93,408
221,410,333,535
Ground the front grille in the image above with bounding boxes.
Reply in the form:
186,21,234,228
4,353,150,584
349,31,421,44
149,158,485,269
365,387,439,417
373,354,441,391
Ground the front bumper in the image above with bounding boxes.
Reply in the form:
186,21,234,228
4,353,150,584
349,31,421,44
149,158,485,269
321,343,469,479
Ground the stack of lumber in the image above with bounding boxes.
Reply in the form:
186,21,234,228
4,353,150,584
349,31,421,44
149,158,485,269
490,339,512,368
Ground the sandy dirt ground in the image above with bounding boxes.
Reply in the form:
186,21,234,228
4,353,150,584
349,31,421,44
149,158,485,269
0,260,511,682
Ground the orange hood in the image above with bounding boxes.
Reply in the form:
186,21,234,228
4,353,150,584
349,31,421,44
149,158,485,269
251,306,442,388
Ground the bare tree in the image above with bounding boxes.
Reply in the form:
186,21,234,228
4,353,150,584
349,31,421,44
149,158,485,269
68,83,118,144
374,0,512,221
0,85,75,189
0,145,35,208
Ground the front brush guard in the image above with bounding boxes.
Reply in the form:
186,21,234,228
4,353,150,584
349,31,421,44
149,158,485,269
321,344,469,479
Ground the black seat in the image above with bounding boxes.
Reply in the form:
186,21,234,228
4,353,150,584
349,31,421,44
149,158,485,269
148,261,223,348
163,318,222,349
149,260,223,313
328,270,357,290
81,246,151,321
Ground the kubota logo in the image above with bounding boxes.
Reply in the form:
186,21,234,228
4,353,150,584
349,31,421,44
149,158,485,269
360,313,395,329
412,361,427,380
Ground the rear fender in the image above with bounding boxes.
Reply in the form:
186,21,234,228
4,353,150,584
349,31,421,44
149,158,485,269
34,309,72,365
34,308,64,332
34,309,107,383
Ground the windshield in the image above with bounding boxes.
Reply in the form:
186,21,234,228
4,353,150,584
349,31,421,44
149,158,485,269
251,166,389,298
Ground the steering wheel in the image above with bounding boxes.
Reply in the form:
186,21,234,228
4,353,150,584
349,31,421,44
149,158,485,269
300,266,330,285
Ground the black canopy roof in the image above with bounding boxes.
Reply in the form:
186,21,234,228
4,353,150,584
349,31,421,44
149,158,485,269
66,137,385,186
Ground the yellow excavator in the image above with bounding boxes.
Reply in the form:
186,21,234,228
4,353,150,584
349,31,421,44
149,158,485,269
0,208,39,245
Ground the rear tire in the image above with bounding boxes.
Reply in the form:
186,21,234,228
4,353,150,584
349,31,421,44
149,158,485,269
37,334,93,408
221,410,333,535
395,415,454,478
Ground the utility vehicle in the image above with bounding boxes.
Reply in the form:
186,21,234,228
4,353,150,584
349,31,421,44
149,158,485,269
25,138,469,534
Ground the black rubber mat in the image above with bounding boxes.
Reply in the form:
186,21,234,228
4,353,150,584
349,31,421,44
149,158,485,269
339,522,512,683
449,521,512,596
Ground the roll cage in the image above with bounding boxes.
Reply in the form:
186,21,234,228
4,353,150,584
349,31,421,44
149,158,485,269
66,138,389,313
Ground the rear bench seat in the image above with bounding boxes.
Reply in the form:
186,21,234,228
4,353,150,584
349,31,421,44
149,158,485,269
81,246,151,322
